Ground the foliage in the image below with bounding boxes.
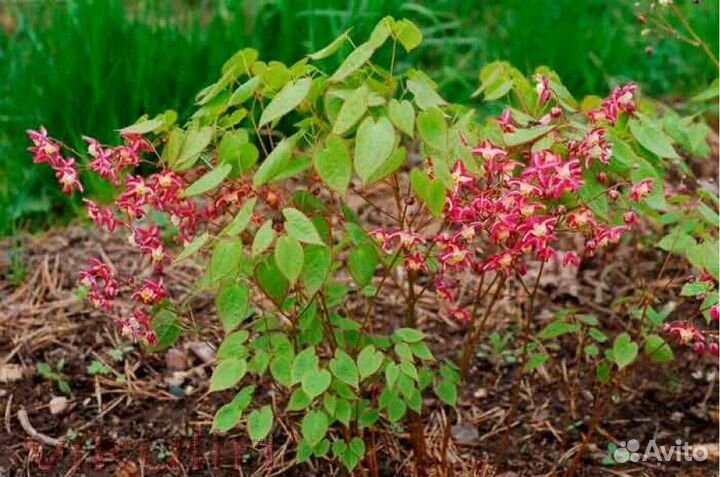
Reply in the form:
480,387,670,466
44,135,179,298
1,0,718,234
26,16,718,475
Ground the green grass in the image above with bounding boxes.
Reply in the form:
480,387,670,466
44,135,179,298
1,0,717,235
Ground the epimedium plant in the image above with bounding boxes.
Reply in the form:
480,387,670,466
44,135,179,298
28,16,718,476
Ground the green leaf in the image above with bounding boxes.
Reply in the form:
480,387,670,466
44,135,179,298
229,76,261,106
259,77,312,127
357,345,384,380
274,235,304,285
270,354,294,387
538,321,580,339
302,369,332,399
691,78,719,102
385,362,400,388
335,398,352,426
255,257,289,305
417,107,447,151
333,84,368,135
393,19,423,51
149,309,182,352
644,334,674,363
213,402,242,432
354,116,395,183
409,341,434,361
504,125,556,147
629,117,679,159
217,331,249,360
387,395,407,422
330,350,359,388
612,333,638,370
302,410,329,447
308,29,351,60
174,126,214,171
367,146,406,183
216,282,250,333
394,328,425,343
252,220,276,257
291,346,318,383
523,353,549,373
330,42,375,83
253,135,297,187
287,388,312,411
247,406,273,442
120,116,165,135
301,245,332,295
388,99,415,137
348,243,379,287
680,281,711,297
435,378,457,407
182,163,231,198
222,198,257,236
474,61,514,101
314,135,352,195
210,238,244,281
174,232,209,263
407,78,447,110
210,357,247,391
283,208,324,245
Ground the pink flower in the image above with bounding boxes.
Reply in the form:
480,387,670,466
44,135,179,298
55,158,84,195
404,252,428,273
630,179,654,202
450,308,471,322
535,75,551,105
710,305,719,322
84,199,120,232
563,251,580,268
497,108,517,133
623,210,638,225
131,278,167,305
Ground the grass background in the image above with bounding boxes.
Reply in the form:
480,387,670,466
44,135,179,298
1,0,718,234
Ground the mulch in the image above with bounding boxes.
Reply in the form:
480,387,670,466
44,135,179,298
0,170,718,476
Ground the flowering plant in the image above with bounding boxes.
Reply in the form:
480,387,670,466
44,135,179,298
29,17,717,476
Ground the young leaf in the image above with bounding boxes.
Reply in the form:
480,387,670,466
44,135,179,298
612,333,638,370
175,232,210,263
301,245,332,295
255,257,289,305
259,77,312,127
394,328,425,343
330,350,359,388
210,358,247,391
523,353,549,373
314,135,352,195
182,163,231,197
292,347,318,383
210,238,244,281
216,282,250,333
149,309,182,352
283,208,324,245
221,198,257,236
302,369,332,399
388,99,415,137
354,116,395,183
393,19,423,51
247,406,273,442
407,78,447,110
174,126,214,171
333,84,368,135
538,321,580,339
302,410,329,448
252,220,276,257
504,125,556,147
357,345,384,380
435,378,457,407
330,42,375,83
348,243,379,287
417,106,447,151
253,135,297,187
308,29,351,60
274,235,304,285
287,388,312,411
629,117,679,159
217,331,250,360
644,334,674,363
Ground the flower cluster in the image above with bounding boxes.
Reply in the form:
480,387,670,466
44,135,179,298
587,83,638,125
27,127,83,195
664,321,718,357
84,133,152,184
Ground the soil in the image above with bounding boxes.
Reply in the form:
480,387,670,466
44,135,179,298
1,162,719,477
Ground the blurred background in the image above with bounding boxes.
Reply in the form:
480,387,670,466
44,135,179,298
1,0,718,236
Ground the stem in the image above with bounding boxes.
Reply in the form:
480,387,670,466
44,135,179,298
497,260,545,468
670,4,719,68
406,270,429,477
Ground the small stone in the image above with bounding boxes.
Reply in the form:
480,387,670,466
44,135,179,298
187,341,215,363
473,387,488,399
0,364,24,383
168,384,186,399
165,348,188,371
49,396,69,415
451,422,479,443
